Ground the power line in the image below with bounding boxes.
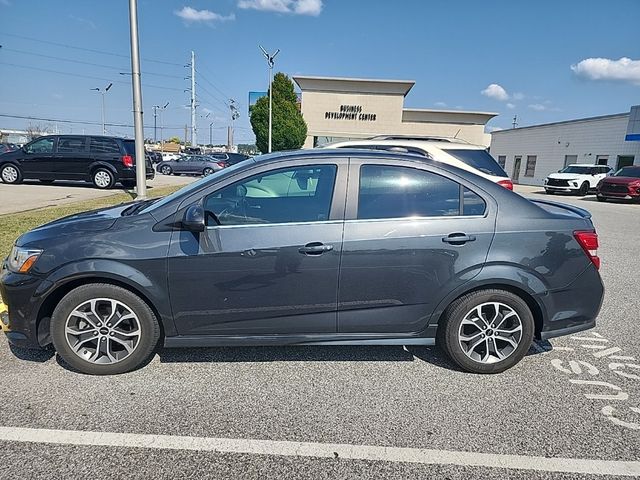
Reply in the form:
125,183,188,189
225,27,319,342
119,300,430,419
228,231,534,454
0,31,184,67
0,62,185,92
0,113,187,131
195,67,236,106
2,47,184,79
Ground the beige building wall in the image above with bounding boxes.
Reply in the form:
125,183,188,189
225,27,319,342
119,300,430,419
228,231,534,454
293,76,496,148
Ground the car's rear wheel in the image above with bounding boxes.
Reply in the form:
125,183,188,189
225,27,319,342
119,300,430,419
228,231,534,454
597,196,607,202
203,167,214,176
92,168,115,189
578,181,590,196
1,164,22,184
121,180,136,189
437,289,535,374
50,284,161,375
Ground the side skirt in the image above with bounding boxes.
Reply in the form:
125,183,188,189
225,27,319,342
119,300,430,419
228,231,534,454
164,334,435,348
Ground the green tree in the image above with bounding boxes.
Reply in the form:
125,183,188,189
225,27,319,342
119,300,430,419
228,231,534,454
250,72,307,153
168,136,181,144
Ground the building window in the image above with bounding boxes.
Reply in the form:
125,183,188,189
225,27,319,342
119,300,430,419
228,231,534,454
564,155,578,167
617,156,635,170
497,155,506,169
596,155,609,166
525,155,537,177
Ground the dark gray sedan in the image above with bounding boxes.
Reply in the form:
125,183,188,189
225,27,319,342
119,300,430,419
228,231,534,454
156,154,225,176
1,149,604,375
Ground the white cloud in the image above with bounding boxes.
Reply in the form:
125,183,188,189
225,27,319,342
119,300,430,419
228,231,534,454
175,6,235,23
434,101,448,108
571,57,640,85
512,92,525,100
481,83,509,101
506,103,516,109
238,0,323,16
528,103,547,111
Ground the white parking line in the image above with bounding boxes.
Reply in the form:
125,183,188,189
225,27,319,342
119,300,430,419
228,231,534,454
0,426,639,476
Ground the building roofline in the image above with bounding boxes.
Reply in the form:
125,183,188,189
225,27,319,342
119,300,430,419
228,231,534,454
293,75,415,96
402,108,498,117
491,112,629,134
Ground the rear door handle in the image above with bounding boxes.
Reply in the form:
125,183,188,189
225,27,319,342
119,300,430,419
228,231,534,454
298,242,334,255
442,233,476,244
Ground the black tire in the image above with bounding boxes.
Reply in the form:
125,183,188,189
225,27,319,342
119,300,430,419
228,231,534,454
578,182,589,196
121,180,136,189
545,189,554,195
39,179,55,184
160,165,172,175
50,284,161,375
437,289,535,374
203,167,214,176
597,196,607,202
91,168,115,189
0,163,23,184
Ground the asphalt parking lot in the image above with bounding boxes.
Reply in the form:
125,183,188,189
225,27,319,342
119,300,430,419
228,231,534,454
0,185,639,479
0,174,195,215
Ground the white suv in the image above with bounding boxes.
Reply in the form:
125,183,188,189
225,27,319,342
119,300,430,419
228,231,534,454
544,164,612,196
325,136,513,189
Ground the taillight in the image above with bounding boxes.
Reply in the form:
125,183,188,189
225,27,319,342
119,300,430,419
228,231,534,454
574,230,600,270
216,161,226,168
122,155,134,168
498,179,514,190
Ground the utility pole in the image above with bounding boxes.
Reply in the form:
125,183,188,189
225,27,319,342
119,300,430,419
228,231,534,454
184,124,188,147
512,115,518,129
152,105,158,142
190,50,197,147
209,122,214,146
260,46,279,153
228,99,239,152
128,0,146,199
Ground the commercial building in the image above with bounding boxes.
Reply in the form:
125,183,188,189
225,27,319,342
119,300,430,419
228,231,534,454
490,107,640,186
292,76,496,148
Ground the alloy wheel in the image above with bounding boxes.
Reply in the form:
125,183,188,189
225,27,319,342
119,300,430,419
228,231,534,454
64,298,142,364
94,170,112,188
203,167,213,176
458,302,523,364
161,166,171,175
2,165,18,183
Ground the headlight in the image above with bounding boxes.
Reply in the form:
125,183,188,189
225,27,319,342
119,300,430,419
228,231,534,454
543,178,548,184
572,182,578,187
8,246,42,273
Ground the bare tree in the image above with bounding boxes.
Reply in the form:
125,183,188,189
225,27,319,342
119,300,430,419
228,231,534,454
25,123,51,141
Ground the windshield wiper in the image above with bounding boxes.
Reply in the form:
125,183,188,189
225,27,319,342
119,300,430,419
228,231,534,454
121,198,157,216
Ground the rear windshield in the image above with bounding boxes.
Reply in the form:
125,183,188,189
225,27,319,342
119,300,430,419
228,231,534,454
122,140,136,155
442,149,507,177
560,166,590,174
614,167,640,178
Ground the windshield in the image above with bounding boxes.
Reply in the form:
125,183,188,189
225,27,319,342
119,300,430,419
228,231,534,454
140,159,253,213
560,166,590,174
614,167,640,178
442,149,507,177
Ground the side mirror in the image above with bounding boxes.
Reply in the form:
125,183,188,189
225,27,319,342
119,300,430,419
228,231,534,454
183,204,205,232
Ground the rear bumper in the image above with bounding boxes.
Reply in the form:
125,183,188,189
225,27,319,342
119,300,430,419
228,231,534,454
536,264,604,340
120,167,156,181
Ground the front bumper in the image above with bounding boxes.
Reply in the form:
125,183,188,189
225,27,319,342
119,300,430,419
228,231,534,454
597,191,640,200
544,185,579,193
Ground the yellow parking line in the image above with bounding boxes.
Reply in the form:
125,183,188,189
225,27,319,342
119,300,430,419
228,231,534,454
0,301,9,332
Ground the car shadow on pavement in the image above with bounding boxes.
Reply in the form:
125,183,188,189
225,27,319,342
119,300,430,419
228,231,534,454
8,344,55,363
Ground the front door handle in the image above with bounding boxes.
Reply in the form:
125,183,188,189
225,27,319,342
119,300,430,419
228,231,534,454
442,233,476,245
298,242,334,255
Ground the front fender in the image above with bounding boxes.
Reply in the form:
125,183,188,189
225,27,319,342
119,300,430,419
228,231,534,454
37,259,176,336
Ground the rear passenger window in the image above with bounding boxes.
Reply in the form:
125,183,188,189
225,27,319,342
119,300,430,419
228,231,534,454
358,165,485,219
90,137,120,154
57,136,86,153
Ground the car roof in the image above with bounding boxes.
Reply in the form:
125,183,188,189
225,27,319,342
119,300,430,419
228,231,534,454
567,164,609,167
252,148,440,165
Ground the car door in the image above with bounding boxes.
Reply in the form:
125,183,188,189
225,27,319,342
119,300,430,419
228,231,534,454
167,157,347,336
175,156,192,174
20,136,57,178
337,159,496,334
54,136,89,180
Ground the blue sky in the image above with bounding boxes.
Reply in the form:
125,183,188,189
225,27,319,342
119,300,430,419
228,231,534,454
1,0,639,143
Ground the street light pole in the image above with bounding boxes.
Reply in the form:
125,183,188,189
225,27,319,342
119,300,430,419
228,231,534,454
91,82,113,135
128,0,146,199
154,102,169,149
209,122,214,146
260,46,279,153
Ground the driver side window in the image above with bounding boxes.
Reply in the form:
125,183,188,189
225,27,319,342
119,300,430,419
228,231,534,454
25,137,55,154
204,164,337,226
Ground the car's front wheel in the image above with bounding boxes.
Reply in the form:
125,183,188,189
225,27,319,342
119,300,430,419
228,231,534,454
161,165,172,175
578,181,590,196
597,196,607,202
437,289,535,374
545,189,554,195
1,163,22,184
50,284,161,375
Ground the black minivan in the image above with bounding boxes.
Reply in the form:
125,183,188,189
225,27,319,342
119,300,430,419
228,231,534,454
0,135,155,189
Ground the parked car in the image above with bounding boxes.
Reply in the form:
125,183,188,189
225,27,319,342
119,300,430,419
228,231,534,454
161,152,182,162
212,152,251,167
326,136,514,189
1,149,603,375
0,143,18,155
0,135,155,189
596,165,640,202
544,164,612,196
147,150,163,165
156,154,226,176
